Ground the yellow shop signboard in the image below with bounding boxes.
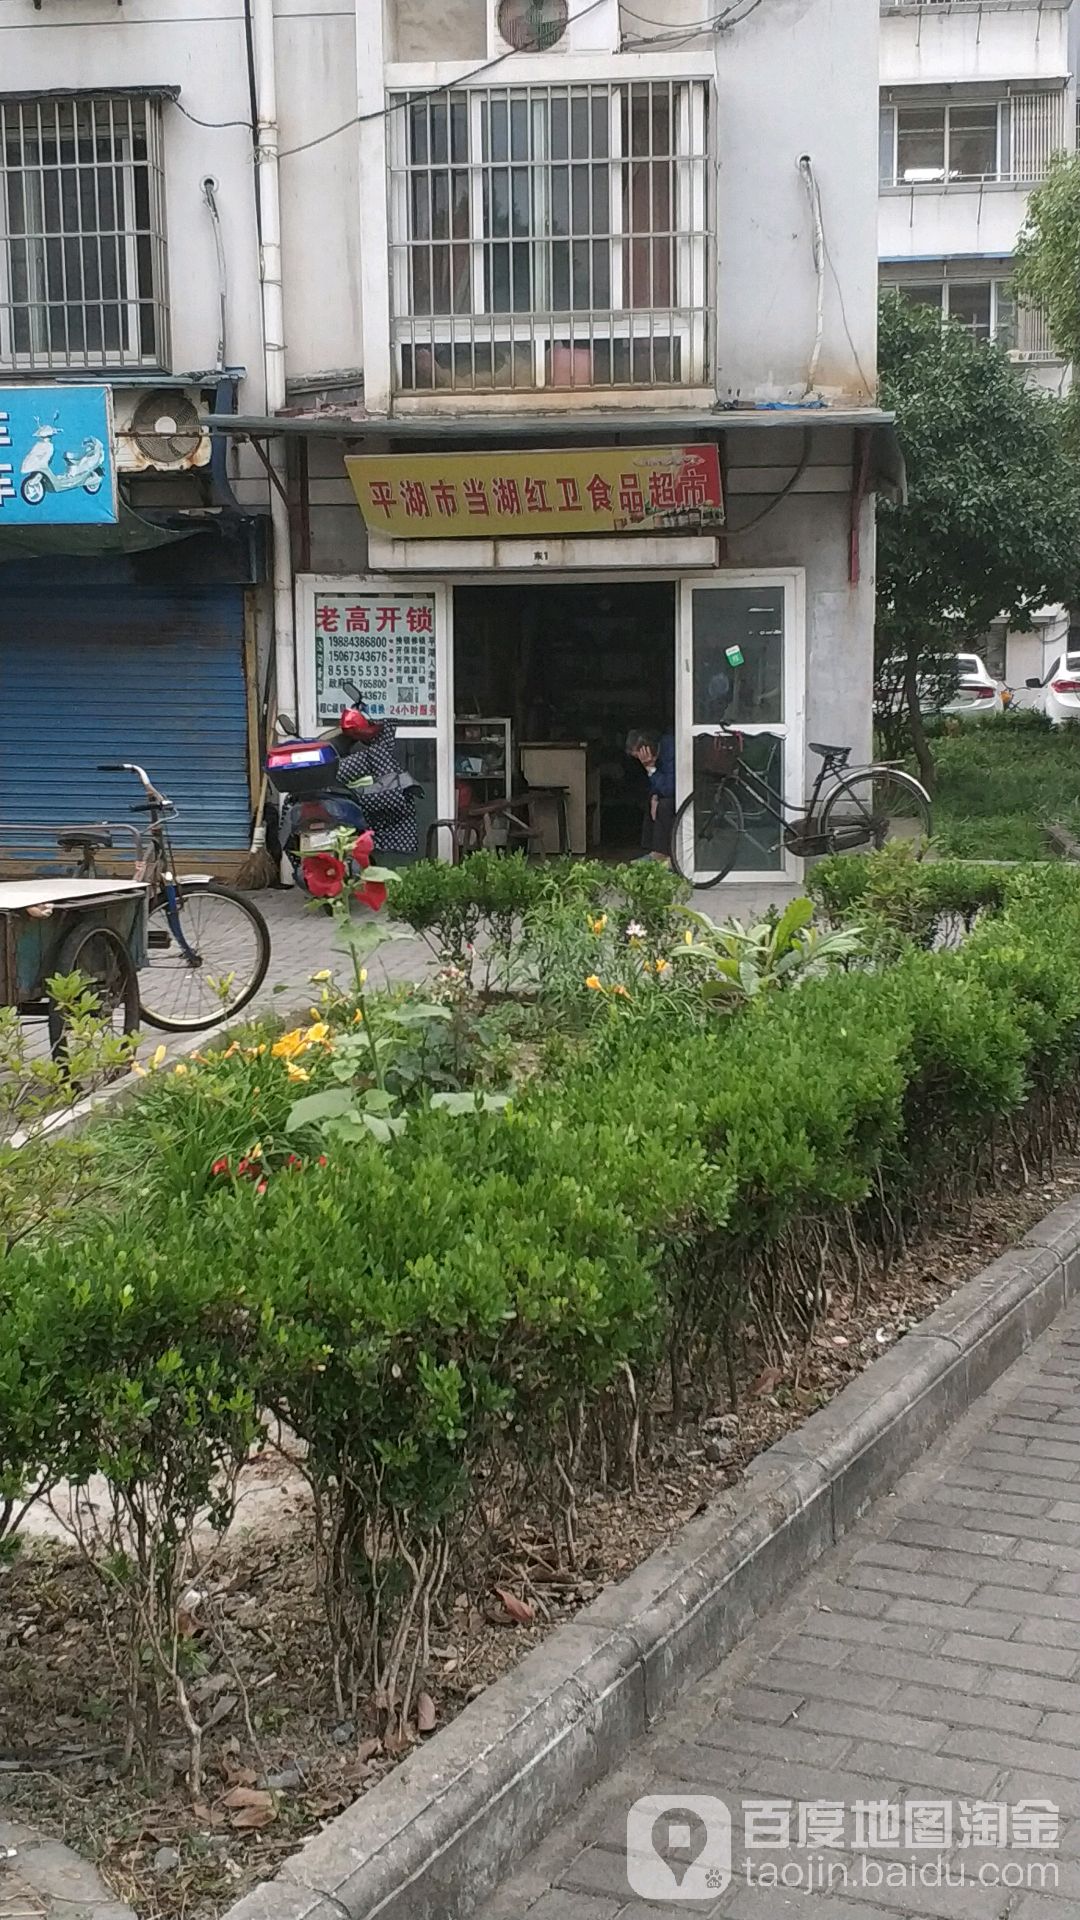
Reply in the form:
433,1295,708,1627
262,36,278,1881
345,444,724,539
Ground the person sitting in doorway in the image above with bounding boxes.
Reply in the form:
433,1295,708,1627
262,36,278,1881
625,726,676,862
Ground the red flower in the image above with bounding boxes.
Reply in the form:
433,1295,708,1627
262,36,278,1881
286,1154,303,1170
318,1155,328,1168
302,852,346,898
211,1155,229,1176
255,1178,269,1197
237,1157,250,1176
352,830,375,870
354,880,387,912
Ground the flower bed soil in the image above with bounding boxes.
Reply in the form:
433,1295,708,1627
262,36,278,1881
3,1155,1079,1920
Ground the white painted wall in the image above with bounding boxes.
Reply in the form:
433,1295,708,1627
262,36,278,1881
881,3,1070,89
879,184,1033,262
0,0,364,393
714,0,878,403
377,0,879,410
0,0,264,386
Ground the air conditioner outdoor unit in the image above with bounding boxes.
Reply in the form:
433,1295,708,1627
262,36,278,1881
489,0,618,57
112,387,211,473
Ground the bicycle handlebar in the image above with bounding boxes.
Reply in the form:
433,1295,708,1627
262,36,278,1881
97,761,171,808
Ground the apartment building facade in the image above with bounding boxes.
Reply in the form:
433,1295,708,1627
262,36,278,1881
879,0,1075,686
0,0,897,880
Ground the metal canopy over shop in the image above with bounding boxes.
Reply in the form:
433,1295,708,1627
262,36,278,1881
205,403,902,483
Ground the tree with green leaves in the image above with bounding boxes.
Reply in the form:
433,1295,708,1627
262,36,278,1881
877,292,1080,789
1015,152,1080,368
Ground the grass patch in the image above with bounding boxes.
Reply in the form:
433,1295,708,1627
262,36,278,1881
930,712,1080,860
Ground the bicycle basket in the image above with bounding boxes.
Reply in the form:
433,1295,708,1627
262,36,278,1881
700,731,743,777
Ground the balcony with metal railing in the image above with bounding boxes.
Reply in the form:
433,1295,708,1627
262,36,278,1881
387,78,715,400
881,0,1070,12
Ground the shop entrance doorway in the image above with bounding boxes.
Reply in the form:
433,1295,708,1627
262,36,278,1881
453,580,675,858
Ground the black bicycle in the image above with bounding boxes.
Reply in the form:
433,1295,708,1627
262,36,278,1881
56,763,271,1031
671,729,933,887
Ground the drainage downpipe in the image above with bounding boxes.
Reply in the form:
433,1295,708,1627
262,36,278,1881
250,0,296,726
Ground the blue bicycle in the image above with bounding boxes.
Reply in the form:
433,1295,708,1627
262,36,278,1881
55,763,271,1031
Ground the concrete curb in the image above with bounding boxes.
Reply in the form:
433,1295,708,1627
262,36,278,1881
222,1196,1080,1920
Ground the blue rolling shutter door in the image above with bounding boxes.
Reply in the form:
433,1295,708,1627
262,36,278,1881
0,587,250,859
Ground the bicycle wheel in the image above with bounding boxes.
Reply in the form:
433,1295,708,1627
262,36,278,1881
47,923,139,1058
138,882,271,1031
671,781,745,887
820,767,932,855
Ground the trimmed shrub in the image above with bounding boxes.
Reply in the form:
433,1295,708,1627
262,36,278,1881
9,857,1080,1753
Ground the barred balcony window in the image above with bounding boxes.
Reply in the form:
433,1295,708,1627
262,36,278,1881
0,95,170,373
880,91,1067,187
388,80,715,395
882,272,1058,361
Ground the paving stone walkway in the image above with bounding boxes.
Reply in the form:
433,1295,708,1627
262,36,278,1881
478,1300,1080,1920
0,1820,132,1920
145,879,797,1064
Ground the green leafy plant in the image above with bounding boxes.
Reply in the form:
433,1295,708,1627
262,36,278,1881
672,897,864,1004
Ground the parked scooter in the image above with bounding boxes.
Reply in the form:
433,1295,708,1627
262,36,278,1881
20,420,106,506
266,686,419,893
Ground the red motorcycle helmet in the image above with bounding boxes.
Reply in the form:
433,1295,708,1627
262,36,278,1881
340,706,382,742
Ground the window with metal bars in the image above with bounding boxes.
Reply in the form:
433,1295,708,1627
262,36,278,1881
879,91,1067,188
388,80,714,394
0,95,169,372
881,270,1058,360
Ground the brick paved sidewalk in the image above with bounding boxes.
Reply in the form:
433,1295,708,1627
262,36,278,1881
478,1301,1080,1920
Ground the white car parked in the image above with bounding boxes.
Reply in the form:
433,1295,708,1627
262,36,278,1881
877,652,1007,721
1025,654,1080,726
942,653,1009,718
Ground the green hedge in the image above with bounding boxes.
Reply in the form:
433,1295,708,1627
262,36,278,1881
7,859,1080,1733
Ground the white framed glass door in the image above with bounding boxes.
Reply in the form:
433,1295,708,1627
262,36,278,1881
295,574,455,853
676,571,805,882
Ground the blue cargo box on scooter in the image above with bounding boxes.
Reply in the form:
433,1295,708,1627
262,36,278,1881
265,740,340,799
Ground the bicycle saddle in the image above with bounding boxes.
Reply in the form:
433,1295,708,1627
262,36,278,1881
56,828,114,851
808,743,851,766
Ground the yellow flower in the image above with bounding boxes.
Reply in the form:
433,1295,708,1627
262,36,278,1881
246,1043,267,1057
654,957,670,975
173,1063,189,1076
352,1009,364,1025
149,1043,168,1070
612,984,631,999
247,1142,263,1160
588,913,607,936
286,1064,310,1083
310,969,332,983
130,1063,147,1078
358,968,368,986
223,1041,240,1058
684,927,695,946
272,1028,308,1060
585,975,603,991
305,1021,330,1045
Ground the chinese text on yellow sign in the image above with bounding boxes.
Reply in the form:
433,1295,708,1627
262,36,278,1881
345,445,724,539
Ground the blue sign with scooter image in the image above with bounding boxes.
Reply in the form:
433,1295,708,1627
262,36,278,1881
0,384,116,524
